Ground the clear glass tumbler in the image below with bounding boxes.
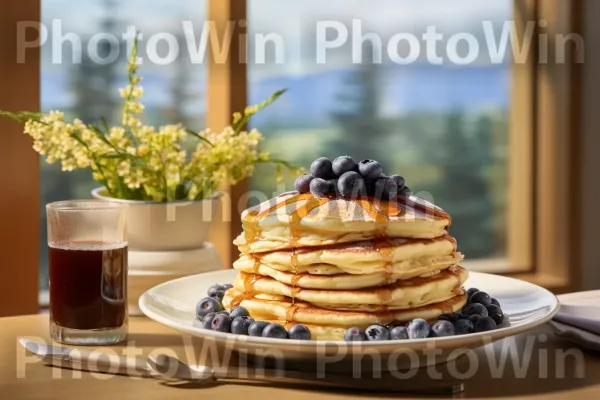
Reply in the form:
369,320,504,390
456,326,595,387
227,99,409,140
46,200,128,345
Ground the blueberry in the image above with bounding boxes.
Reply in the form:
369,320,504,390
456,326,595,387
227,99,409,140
217,310,230,316
337,171,367,198
463,303,488,317
310,157,335,180
221,283,234,290
466,288,480,299
390,326,409,340
474,316,497,332
202,312,217,329
389,175,406,190
398,186,411,197
248,320,269,337
454,319,474,335
288,324,311,340
491,298,501,307
344,327,368,341
358,159,383,181
485,305,505,325
309,178,334,198
229,306,250,319
467,314,481,324
211,313,232,333
365,325,391,341
407,318,431,339
470,291,492,306
196,297,224,320
262,323,289,339
328,179,340,196
373,177,398,200
294,174,314,193
438,312,464,323
231,316,254,335
207,284,224,297
332,156,358,176
431,320,455,337
209,290,225,301
452,312,466,321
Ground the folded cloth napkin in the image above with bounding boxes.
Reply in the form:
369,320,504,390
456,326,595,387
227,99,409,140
550,290,600,351
553,291,600,335
550,320,600,352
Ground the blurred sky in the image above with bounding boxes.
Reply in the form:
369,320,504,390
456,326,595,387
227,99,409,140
40,0,512,110
42,0,512,76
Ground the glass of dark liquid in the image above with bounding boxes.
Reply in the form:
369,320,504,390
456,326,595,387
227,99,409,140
46,201,128,345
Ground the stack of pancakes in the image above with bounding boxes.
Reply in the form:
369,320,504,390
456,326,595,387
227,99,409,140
223,192,468,340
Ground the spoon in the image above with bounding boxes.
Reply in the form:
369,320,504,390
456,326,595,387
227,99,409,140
147,353,464,394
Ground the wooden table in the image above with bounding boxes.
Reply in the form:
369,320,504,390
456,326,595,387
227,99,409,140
1,315,600,399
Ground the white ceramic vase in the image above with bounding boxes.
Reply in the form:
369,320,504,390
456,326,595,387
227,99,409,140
91,188,224,314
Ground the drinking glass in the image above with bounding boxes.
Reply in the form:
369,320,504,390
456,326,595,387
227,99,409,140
46,200,128,345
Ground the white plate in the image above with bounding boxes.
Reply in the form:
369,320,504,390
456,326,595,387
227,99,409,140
139,270,559,371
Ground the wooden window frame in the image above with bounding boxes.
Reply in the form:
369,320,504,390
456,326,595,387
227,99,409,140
0,0,584,316
509,0,583,292
0,0,40,316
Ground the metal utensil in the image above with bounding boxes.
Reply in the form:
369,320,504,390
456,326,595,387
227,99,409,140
19,338,463,394
19,338,152,378
147,353,465,394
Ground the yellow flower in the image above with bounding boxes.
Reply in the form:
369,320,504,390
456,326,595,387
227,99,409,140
232,112,242,124
117,161,130,176
10,42,294,203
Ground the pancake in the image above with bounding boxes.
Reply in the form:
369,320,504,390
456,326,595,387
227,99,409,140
222,290,468,340
234,236,460,275
233,253,462,290
234,192,451,253
231,266,468,311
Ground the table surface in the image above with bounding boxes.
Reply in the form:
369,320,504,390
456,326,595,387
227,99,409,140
1,315,600,400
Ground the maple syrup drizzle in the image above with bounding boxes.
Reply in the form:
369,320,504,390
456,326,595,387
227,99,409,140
242,209,262,253
242,193,309,251
252,255,261,274
230,293,254,308
243,273,258,292
287,196,327,306
354,198,398,308
285,304,299,323
242,193,451,253
239,193,455,319
288,248,302,304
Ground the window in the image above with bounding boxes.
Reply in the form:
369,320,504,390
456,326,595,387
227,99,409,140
0,0,583,315
40,0,207,291
248,0,513,269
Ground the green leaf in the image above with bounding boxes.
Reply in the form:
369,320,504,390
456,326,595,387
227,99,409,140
98,153,133,160
268,88,288,103
185,129,214,146
89,124,112,145
233,88,287,134
0,111,26,123
20,111,45,118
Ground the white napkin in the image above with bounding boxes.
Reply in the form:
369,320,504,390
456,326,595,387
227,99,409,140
551,291,600,351
553,291,600,335
550,320,600,352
